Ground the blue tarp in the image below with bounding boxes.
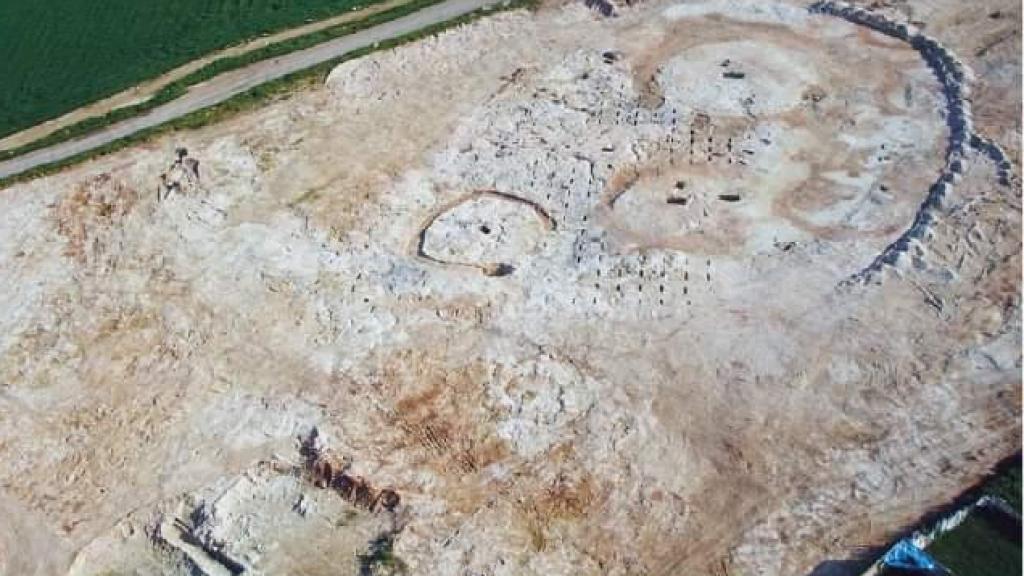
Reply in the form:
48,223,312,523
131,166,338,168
882,539,941,572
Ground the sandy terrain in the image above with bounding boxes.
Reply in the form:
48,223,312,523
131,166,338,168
0,1,1019,575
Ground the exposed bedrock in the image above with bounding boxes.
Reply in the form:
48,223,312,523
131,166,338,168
811,0,1016,282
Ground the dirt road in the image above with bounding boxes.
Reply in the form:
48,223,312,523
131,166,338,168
0,0,500,182
0,0,411,153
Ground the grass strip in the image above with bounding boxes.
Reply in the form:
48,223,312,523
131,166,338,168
0,0,538,189
0,0,391,139
928,513,1021,576
980,456,1021,514
0,0,448,164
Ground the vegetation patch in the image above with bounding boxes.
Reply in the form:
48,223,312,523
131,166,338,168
0,0,450,164
0,0,538,190
0,0,391,140
980,455,1021,514
928,512,1021,576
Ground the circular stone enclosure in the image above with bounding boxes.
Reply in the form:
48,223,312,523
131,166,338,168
603,8,948,258
419,191,554,274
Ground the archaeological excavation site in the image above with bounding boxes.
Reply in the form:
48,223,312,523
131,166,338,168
0,0,1020,574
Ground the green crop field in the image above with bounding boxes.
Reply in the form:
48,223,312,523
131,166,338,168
0,0,383,139
928,513,1021,576
981,456,1021,514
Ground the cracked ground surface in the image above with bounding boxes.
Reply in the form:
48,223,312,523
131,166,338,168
0,1,1019,575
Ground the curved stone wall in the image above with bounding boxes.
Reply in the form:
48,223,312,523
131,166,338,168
810,1,1015,282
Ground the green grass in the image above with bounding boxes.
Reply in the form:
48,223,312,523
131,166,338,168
0,0,389,139
980,457,1021,515
927,458,1022,576
0,0,537,190
928,513,1021,576
0,0,444,164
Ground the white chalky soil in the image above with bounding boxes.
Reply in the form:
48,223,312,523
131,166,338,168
0,1,1019,575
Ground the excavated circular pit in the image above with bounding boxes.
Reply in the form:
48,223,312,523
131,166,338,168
600,8,947,258
417,190,555,274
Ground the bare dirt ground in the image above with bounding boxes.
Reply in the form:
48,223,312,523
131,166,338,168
0,1,1019,575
